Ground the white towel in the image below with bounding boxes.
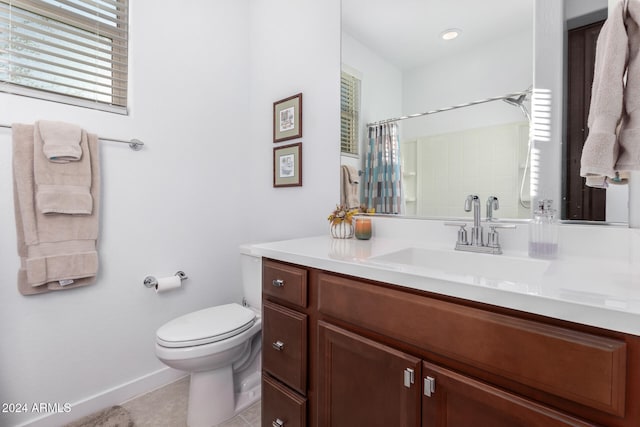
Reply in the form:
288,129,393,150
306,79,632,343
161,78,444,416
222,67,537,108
580,1,628,187
617,0,640,172
12,123,100,295
38,120,83,163
581,1,640,187
341,165,360,209
34,122,93,215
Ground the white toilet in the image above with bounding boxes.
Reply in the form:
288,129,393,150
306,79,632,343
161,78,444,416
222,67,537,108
155,247,262,427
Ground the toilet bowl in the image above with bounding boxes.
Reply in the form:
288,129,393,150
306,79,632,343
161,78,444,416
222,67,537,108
155,247,262,427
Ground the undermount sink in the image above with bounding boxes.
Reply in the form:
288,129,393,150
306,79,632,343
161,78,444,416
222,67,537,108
369,247,550,284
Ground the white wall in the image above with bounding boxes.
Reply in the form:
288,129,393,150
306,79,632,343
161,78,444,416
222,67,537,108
402,30,533,141
248,0,340,240
0,0,340,425
566,0,607,20
412,122,530,218
341,31,403,169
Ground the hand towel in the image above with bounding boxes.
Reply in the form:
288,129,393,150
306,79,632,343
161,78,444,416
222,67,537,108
617,0,640,171
37,120,82,163
12,123,100,295
34,123,93,215
340,165,360,209
580,1,628,185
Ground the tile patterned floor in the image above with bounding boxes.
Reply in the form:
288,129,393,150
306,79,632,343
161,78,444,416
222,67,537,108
122,376,261,427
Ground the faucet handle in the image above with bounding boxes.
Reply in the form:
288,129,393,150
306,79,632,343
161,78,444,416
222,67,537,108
486,224,516,250
487,227,500,249
487,224,516,230
444,222,468,246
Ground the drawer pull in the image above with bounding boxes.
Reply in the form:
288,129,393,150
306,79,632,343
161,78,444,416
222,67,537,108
272,340,285,351
403,368,415,388
272,419,285,427
424,376,436,397
272,279,285,287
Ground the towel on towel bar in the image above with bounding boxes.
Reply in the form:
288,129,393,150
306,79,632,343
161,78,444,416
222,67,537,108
34,122,93,215
616,0,640,173
340,165,360,209
38,120,83,163
12,123,100,295
581,0,640,186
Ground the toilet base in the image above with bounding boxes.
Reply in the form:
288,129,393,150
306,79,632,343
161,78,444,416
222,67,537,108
186,367,261,427
234,369,262,415
188,367,233,427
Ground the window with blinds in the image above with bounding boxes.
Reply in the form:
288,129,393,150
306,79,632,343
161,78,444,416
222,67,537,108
0,0,129,113
341,70,360,156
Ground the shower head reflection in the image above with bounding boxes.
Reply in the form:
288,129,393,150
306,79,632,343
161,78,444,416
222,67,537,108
503,93,531,121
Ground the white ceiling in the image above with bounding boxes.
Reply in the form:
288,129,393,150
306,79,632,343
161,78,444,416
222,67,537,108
342,0,534,70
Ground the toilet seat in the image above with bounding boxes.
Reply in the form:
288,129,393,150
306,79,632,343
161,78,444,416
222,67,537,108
156,303,256,348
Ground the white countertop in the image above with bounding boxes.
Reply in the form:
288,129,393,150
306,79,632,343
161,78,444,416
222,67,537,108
250,233,640,336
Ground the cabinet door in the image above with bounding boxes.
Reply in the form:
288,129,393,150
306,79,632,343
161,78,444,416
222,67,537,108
318,321,421,427
421,361,598,427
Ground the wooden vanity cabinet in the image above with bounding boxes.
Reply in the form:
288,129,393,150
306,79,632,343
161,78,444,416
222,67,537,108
262,258,640,427
316,271,639,427
317,321,597,427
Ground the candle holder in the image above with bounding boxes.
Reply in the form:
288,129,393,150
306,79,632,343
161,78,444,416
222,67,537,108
354,216,372,240
330,221,354,239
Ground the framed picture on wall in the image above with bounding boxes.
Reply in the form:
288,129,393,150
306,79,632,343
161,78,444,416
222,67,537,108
273,143,302,187
273,93,302,142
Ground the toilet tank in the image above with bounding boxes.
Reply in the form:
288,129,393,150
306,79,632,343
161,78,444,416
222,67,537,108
240,244,262,310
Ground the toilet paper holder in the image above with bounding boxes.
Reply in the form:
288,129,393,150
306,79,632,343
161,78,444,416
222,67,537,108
143,271,188,288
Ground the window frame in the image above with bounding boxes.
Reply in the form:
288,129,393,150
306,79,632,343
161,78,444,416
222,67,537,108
0,0,129,114
341,68,361,157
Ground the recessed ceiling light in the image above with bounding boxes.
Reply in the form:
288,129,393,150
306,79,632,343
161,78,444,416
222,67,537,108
440,28,462,41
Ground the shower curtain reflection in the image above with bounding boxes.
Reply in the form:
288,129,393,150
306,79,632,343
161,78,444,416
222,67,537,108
363,123,404,214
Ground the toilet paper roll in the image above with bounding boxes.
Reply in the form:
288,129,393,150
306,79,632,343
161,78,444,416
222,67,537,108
155,275,182,293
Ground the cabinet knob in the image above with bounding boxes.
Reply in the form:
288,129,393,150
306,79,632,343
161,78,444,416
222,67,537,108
272,340,285,351
272,279,285,287
272,418,285,427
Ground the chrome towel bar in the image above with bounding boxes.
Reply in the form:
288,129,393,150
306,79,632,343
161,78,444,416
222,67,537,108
0,123,145,151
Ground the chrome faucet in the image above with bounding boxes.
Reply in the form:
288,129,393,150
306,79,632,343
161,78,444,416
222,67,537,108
486,196,499,222
464,195,483,246
445,194,515,255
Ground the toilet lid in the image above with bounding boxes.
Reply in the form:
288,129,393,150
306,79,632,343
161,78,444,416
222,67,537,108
156,303,256,348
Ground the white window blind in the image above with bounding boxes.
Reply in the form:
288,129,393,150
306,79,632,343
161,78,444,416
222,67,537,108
341,70,360,156
0,0,129,113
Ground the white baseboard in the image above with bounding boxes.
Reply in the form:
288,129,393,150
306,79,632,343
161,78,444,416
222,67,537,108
16,368,186,427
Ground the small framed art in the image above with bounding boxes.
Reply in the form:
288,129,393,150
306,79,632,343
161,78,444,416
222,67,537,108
273,143,302,187
273,93,302,143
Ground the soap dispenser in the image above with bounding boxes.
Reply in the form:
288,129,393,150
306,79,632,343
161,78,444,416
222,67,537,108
529,199,558,259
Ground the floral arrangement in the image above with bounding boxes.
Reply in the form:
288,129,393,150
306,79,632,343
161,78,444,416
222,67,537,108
327,205,360,225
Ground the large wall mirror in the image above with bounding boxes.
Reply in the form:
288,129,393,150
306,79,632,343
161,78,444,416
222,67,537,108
341,0,624,223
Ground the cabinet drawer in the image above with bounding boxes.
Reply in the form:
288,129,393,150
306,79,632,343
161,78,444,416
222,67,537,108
318,273,627,416
263,374,307,427
263,300,308,394
263,259,308,307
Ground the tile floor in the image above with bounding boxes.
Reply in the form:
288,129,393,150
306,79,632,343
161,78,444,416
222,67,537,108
122,376,261,427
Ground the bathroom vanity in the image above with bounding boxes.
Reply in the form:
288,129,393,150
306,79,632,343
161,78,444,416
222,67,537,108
256,227,640,427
